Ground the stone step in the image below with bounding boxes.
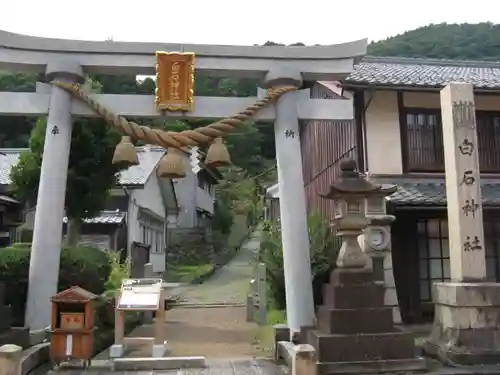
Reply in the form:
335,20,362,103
307,329,416,363
316,358,428,375
322,283,384,309
329,269,375,286
317,306,394,334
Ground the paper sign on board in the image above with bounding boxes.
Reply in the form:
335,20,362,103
117,278,163,311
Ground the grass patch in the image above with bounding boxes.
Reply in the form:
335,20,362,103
254,309,287,358
267,309,287,325
163,264,213,283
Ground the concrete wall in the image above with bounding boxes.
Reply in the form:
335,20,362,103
128,167,166,273
363,90,500,175
174,155,214,228
364,91,402,175
173,168,198,228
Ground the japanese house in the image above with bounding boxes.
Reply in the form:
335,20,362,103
0,147,177,266
171,161,220,230
0,146,219,269
279,56,500,324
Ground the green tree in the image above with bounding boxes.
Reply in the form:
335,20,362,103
368,22,500,61
10,115,121,245
0,72,38,92
0,72,39,148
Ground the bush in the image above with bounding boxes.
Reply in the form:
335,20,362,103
0,245,110,326
260,211,340,310
103,250,131,297
212,200,234,235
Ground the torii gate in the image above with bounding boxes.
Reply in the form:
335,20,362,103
0,29,366,335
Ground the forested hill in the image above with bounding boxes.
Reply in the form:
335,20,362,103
368,22,500,61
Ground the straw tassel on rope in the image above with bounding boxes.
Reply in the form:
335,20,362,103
157,148,186,179
205,137,231,167
112,136,139,169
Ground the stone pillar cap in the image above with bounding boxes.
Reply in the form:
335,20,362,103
0,344,22,353
46,59,85,83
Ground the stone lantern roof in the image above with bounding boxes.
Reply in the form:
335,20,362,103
319,159,396,199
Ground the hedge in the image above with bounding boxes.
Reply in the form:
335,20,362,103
0,245,110,326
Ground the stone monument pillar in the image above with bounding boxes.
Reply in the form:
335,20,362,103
425,82,500,364
298,160,425,374
25,60,84,331
262,70,315,337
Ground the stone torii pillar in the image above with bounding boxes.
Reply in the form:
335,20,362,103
262,70,316,336
425,82,500,364
25,61,84,331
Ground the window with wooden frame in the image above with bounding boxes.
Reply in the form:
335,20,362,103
475,112,500,172
402,108,500,172
153,231,164,254
482,219,500,281
139,223,146,243
417,217,500,302
417,218,450,302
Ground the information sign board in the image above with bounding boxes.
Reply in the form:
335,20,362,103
117,278,163,311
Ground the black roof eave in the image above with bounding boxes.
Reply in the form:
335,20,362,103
341,82,500,94
80,220,125,226
390,202,500,209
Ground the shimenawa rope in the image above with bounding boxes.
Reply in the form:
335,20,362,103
51,81,297,150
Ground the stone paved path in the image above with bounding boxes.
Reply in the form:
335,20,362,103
122,232,265,359
177,232,260,306
162,232,262,358
52,359,289,375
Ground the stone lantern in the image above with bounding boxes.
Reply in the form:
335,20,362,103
364,190,396,260
306,158,425,373
363,184,397,277
319,159,395,269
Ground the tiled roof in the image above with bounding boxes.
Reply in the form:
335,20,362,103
63,210,126,225
346,56,500,89
387,181,500,206
118,147,165,185
0,195,19,204
0,147,165,186
0,149,23,185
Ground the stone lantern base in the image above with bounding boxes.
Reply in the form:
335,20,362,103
424,282,500,365
299,268,426,374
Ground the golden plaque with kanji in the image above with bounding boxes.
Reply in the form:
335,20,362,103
155,51,195,112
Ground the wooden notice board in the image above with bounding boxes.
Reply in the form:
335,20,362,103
117,278,163,311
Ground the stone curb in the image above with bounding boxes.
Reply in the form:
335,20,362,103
21,342,49,375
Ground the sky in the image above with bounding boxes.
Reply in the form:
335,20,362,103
3,0,500,46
